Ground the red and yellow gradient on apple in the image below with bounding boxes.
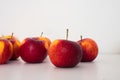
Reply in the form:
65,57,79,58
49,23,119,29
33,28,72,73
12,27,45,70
32,32,51,50
77,36,98,62
48,29,82,68
2,33,21,60
0,38,13,64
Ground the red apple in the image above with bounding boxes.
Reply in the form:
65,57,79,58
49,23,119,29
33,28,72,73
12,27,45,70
2,33,21,60
48,29,82,68
77,36,98,62
0,38,13,64
32,32,51,50
19,38,47,63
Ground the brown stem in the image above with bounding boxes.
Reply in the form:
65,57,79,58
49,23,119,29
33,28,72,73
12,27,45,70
80,35,82,41
40,32,43,37
11,32,14,39
66,29,69,40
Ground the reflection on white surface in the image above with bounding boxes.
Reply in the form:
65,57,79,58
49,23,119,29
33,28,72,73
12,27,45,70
0,55,120,80
47,62,98,80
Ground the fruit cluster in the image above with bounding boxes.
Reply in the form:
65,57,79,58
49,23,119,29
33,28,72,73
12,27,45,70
0,30,98,68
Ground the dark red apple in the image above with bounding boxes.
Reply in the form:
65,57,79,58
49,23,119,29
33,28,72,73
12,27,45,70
48,29,82,68
19,38,47,63
77,36,98,62
0,38,13,64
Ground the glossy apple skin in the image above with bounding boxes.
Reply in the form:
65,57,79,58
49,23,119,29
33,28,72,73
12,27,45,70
10,38,20,60
32,37,51,50
2,36,21,60
0,39,13,64
48,39,82,68
19,38,47,63
77,38,98,62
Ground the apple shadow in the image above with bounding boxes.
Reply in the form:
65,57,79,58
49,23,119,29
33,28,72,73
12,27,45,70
46,61,98,80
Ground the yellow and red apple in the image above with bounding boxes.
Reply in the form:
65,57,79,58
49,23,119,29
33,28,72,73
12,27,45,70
48,39,82,67
0,38,13,64
32,32,51,50
48,29,82,68
2,33,21,60
77,36,98,62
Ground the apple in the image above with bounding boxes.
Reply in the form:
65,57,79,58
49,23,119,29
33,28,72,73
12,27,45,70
0,38,13,64
32,32,51,50
48,29,82,68
77,36,98,62
2,33,21,60
19,38,47,63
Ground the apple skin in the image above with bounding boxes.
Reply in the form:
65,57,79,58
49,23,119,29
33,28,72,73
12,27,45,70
9,38,20,60
19,38,47,63
2,36,21,60
0,38,13,64
32,37,51,50
48,39,82,68
77,38,98,62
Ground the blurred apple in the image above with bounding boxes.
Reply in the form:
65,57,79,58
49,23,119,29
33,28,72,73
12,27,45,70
77,36,98,62
2,33,21,60
32,32,51,50
0,38,13,64
19,38,47,63
48,29,82,68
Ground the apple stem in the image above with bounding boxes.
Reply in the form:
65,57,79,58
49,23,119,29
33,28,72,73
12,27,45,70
11,32,14,39
66,29,69,40
40,32,43,37
80,35,82,41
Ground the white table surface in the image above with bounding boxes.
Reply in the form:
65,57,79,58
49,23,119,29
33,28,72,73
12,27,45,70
0,54,120,80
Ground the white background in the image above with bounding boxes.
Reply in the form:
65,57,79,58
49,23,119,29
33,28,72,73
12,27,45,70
0,0,120,54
